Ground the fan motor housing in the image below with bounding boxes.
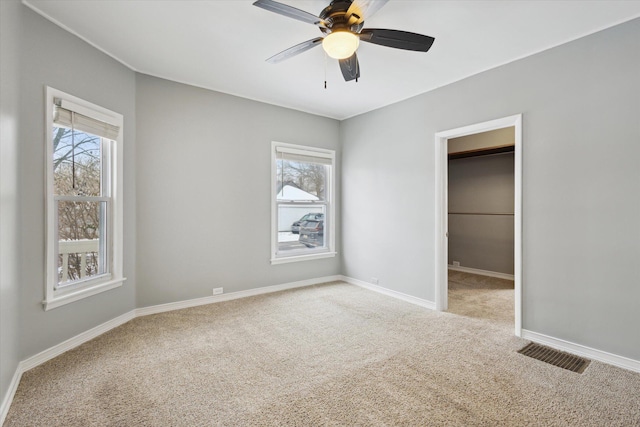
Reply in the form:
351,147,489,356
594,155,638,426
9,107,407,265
319,0,363,34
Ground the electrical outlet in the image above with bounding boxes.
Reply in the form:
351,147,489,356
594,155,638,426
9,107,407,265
371,277,379,285
213,287,223,295
452,261,460,267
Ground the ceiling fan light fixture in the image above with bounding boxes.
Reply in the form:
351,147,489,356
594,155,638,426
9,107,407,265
322,31,359,59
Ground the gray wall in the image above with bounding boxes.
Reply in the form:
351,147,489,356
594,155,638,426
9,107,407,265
0,0,22,409
448,153,515,274
17,6,137,359
342,18,640,360
135,75,341,307
340,96,436,300
2,3,639,411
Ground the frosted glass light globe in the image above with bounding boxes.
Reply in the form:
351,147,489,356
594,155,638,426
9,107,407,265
322,31,360,59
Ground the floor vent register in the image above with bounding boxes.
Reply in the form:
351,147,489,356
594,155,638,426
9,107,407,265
518,342,590,374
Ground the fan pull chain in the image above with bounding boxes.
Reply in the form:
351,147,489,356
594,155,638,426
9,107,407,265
324,52,327,89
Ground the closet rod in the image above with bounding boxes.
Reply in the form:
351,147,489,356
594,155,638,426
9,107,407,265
448,212,514,216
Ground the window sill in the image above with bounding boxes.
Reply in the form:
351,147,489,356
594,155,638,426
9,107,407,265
271,251,337,265
43,277,126,311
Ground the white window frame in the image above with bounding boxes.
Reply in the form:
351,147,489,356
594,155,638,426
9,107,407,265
44,87,126,310
271,141,336,264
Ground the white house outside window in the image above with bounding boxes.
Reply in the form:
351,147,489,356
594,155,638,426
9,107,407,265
44,87,125,310
271,142,336,264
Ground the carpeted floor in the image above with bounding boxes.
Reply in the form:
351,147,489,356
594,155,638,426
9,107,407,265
447,270,515,325
5,281,640,426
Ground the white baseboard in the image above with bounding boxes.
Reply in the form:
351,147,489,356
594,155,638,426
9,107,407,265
5,276,639,423
2,275,342,420
1,310,136,424
135,275,342,317
521,329,640,374
341,275,436,310
0,368,22,425
448,265,514,281
20,310,136,372
0,274,423,423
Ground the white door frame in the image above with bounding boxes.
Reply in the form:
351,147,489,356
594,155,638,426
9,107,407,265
434,114,523,337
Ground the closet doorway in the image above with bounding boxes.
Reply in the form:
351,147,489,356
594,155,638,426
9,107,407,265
447,128,515,326
434,115,522,336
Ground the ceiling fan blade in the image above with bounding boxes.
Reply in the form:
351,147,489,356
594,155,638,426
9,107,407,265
266,37,323,64
339,53,360,82
359,29,435,52
346,0,389,25
253,0,327,28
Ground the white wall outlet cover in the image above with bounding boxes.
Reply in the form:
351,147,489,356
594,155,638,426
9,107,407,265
213,288,223,295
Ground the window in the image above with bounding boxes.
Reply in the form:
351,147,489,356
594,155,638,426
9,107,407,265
271,142,336,264
44,87,125,310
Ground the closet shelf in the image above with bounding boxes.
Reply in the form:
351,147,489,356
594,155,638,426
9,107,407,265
448,212,514,216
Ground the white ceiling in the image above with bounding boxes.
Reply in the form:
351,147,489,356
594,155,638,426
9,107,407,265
23,0,640,120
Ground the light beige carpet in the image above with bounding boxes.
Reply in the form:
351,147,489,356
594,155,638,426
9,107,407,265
5,282,640,426
447,270,515,325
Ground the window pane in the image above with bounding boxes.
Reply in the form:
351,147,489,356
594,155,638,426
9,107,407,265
57,200,107,285
278,205,326,253
276,159,327,201
53,126,102,197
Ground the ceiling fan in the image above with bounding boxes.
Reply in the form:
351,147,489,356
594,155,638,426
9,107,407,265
253,0,435,82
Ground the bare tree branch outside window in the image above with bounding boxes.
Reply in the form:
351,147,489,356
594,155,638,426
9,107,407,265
277,160,326,199
53,127,103,282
